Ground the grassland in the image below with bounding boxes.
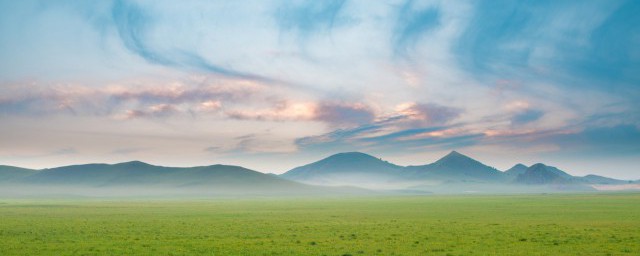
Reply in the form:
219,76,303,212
0,193,639,255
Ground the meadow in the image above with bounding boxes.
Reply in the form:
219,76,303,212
0,193,639,255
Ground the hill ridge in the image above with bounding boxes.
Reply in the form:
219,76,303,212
2,152,637,194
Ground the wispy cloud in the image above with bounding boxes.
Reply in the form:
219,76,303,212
392,0,441,56
117,104,177,120
395,102,462,126
314,101,375,127
541,124,640,155
0,77,265,119
452,0,638,89
511,109,544,125
0,79,376,129
226,101,316,122
275,0,350,39
111,0,276,82
295,101,467,152
205,133,298,155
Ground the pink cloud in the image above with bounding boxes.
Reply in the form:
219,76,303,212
395,102,462,125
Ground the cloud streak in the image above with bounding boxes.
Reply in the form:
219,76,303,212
275,0,349,39
393,0,441,56
295,102,467,153
111,0,276,82
511,109,544,125
0,78,262,119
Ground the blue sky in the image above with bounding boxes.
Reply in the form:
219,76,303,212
1,0,639,179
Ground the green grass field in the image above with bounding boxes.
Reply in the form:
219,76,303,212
1,193,639,255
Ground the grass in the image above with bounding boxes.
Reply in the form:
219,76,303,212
0,193,639,255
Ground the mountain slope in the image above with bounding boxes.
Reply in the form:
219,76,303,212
515,163,577,185
406,151,505,182
505,164,528,180
0,165,38,183
24,161,162,185
579,174,630,185
281,152,405,187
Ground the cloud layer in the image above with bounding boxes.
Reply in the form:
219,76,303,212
1,0,639,179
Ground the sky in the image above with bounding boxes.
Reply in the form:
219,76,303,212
1,0,639,179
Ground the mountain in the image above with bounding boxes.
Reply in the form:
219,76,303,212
0,165,38,182
515,163,577,185
579,174,630,185
280,150,630,192
281,152,405,188
23,161,304,189
504,164,528,180
1,152,634,195
405,151,505,182
0,161,347,196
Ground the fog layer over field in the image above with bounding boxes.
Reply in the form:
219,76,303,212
1,151,637,198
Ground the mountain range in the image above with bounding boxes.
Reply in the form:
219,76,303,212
0,161,359,197
279,151,636,192
1,151,637,196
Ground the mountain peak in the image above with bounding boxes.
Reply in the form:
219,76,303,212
319,152,391,164
506,163,528,172
314,152,396,167
328,152,376,159
529,163,547,169
114,160,152,167
436,150,474,164
516,163,576,185
518,165,559,184
527,163,556,172
505,163,529,177
410,150,503,181
447,150,463,157
281,151,401,181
